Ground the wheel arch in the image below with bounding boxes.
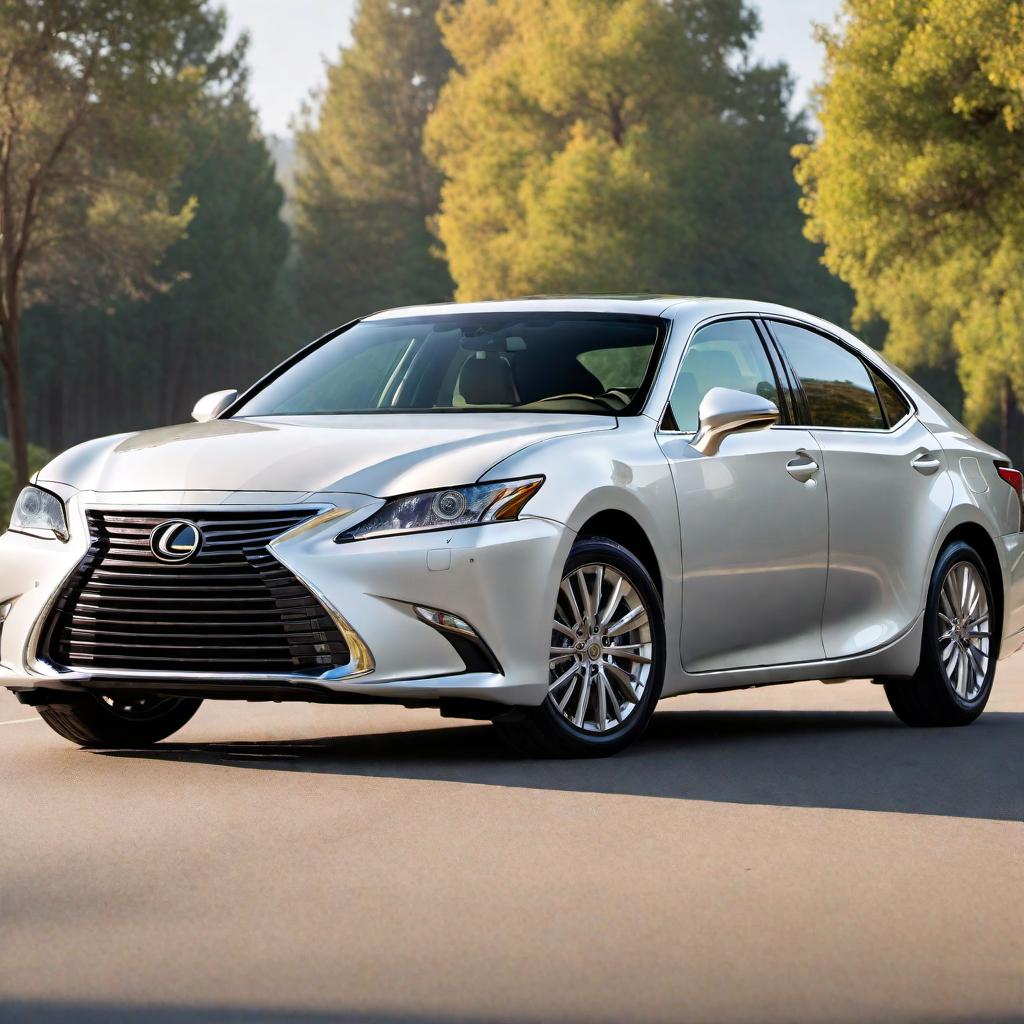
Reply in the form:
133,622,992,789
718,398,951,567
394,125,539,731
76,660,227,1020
575,509,663,598
936,521,1004,647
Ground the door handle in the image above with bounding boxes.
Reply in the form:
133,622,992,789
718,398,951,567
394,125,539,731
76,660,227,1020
786,452,819,483
912,453,941,475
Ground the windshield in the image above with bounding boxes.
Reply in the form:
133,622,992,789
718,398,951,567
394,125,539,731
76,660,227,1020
234,313,664,417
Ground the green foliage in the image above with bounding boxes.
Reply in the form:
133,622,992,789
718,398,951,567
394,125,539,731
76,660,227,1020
292,0,454,336
0,0,246,491
18,18,290,448
0,442,50,526
795,0,1024,434
424,0,849,323
0,0,219,310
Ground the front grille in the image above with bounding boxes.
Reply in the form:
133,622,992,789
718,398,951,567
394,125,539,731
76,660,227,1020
43,509,349,674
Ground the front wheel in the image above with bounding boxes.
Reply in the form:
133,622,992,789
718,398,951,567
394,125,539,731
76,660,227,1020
38,693,202,747
496,536,665,758
883,540,997,727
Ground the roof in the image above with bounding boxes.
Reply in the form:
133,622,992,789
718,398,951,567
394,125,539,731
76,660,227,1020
364,295,702,319
363,295,846,326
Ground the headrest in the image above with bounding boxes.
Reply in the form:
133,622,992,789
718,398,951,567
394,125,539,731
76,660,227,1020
459,354,520,406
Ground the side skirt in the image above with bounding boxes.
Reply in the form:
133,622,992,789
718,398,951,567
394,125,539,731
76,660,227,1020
662,614,924,698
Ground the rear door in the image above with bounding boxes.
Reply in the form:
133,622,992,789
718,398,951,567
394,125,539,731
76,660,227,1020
765,319,953,659
658,318,829,672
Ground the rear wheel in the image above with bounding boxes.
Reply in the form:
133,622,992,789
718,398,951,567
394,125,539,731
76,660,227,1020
883,540,997,727
496,536,665,758
38,693,202,747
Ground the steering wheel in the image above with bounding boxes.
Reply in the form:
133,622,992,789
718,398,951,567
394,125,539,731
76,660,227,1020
521,392,621,411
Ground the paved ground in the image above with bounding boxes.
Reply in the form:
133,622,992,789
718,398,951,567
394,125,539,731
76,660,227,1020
1,660,1022,1024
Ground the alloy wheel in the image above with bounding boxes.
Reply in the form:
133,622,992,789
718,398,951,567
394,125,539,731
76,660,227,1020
937,560,991,702
548,562,653,733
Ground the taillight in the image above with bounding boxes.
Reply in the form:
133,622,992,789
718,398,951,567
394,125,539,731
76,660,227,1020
997,465,1023,499
997,465,1024,532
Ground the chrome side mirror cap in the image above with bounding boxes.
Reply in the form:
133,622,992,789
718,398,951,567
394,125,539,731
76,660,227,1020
191,389,239,423
692,387,779,456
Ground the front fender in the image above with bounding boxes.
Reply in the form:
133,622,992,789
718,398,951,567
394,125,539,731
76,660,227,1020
481,418,681,653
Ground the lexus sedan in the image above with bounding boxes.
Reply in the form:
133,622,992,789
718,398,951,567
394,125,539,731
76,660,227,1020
3,297,1023,756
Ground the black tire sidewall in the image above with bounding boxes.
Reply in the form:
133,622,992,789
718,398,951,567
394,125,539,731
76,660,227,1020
531,536,666,755
39,693,202,747
921,541,997,714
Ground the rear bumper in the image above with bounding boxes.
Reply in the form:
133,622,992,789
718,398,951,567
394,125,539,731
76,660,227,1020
998,533,1024,658
0,490,572,708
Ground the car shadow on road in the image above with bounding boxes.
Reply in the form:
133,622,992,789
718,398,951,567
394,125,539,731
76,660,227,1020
96,708,1024,822
3,1003,1018,1024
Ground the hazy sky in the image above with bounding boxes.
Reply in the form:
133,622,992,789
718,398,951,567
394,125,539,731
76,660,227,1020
221,0,844,138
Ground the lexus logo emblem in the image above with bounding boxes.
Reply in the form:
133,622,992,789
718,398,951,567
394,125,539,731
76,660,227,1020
150,520,203,563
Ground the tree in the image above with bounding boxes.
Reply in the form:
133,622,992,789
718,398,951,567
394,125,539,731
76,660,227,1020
424,0,849,324
18,24,289,450
293,0,454,336
0,0,227,489
794,0,1024,447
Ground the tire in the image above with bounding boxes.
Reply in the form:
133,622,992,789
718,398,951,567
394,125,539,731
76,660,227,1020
883,540,998,727
37,693,202,747
496,536,665,758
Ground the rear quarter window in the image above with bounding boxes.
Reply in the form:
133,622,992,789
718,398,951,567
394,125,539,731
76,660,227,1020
870,367,911,426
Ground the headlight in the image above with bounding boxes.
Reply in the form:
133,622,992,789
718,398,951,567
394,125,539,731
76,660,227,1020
9,485,69,541
338,477,544,542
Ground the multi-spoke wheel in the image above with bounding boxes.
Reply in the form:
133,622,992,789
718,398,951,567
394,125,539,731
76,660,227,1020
496,536,664,757
548,563,653,733
38,692,202,747
936,561,990,701
883,541,997,727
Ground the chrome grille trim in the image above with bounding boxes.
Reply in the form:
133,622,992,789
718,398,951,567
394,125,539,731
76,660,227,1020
42,508,350,674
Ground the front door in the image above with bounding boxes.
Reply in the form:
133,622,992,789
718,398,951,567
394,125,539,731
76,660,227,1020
658,319,829,672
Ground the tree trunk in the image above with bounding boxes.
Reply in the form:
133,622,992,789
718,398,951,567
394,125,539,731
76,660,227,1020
999,378,1016,456
1,316,30,489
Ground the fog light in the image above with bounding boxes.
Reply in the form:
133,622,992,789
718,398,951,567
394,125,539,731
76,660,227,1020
413,604,502,674
414,605,475,637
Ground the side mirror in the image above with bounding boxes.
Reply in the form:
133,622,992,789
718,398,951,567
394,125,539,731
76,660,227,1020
191,389,238,423
691,387,778,456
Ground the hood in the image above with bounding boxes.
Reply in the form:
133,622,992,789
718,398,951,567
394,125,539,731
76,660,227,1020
38,413,614,497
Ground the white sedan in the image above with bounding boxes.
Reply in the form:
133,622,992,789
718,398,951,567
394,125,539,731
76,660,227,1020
2,296,1022,756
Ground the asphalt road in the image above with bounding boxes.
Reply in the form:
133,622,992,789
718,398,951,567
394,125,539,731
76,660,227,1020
1,662,1022,1024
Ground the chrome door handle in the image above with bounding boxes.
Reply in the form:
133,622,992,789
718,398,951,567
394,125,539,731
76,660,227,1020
912,453,941,475
786,452,819,483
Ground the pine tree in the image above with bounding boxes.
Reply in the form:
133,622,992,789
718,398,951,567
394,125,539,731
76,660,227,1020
425,0,849,323
795,0,1024,446
0,0,223,489
293,0,454,335
19,21,289,449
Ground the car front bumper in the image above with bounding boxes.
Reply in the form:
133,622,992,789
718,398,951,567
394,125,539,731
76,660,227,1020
0,490,572,709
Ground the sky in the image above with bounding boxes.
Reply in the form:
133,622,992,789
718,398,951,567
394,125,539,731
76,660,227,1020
221,0,844,138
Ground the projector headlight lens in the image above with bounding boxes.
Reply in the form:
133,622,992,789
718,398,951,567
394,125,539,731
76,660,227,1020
9,485,69,541
338,478,543,542
431,489,468,522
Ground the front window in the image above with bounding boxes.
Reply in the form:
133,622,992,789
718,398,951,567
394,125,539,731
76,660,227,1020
234,313,664,417
667,319,781,432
